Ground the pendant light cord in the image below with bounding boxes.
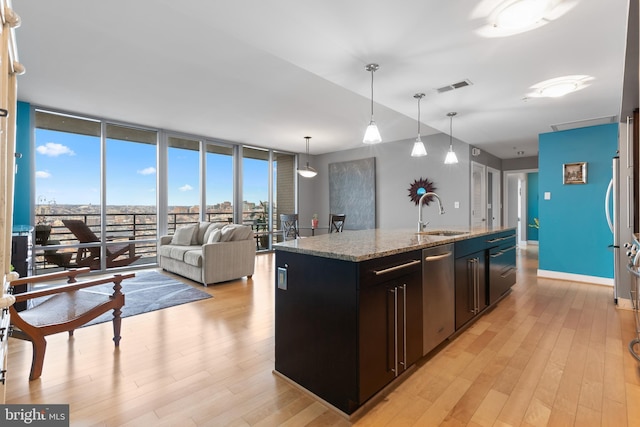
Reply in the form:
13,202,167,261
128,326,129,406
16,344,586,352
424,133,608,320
370,69,375,118
417,97,421,136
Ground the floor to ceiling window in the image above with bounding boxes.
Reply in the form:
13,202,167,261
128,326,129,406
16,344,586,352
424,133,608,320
34,110,102,271
167,136,201,232
105,124,158,267
205,143,234,223
243,147,269,249
32,107,297,272
273,151,296,244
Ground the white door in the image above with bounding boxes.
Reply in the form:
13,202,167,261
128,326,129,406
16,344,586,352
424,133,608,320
487,166,501,227
471,162,486,227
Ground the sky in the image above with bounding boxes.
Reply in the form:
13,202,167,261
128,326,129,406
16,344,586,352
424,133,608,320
35,128,269,207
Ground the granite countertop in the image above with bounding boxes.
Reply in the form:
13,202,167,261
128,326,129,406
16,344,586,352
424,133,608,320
274,226,516,262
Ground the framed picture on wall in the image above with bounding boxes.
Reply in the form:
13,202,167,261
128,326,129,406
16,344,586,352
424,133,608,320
563,162,587,184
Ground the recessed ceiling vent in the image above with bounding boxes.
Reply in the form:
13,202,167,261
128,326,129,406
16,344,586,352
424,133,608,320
437,79,473,94
550,115,617,131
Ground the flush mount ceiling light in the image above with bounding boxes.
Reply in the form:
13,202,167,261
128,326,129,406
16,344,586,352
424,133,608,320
363,63,382,144
474,0,575,38
411,93,427,157
444,112,459,165
527,75,593,98
297,136,317,178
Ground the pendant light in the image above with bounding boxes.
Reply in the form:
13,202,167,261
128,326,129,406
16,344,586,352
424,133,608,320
410,93,427,157
444,112,459,164
297,136,317,178
363,63,382,144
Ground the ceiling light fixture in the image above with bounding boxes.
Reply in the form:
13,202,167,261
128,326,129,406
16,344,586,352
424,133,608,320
444,112,459,165
411,93,427,157
297,136,317,178
527,75,593,98
494,0,550,30
363,63,382,144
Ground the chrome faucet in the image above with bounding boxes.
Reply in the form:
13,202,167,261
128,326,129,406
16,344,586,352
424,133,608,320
418,192,445,231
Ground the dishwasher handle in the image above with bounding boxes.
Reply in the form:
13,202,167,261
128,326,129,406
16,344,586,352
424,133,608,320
424,251,453,262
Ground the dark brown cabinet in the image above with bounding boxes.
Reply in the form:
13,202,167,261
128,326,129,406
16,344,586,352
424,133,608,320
275,249,422,414
359,255,422,403
487,231,517,305
454,237,487,330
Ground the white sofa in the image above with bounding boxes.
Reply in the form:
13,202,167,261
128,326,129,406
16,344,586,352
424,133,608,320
159,222,255,286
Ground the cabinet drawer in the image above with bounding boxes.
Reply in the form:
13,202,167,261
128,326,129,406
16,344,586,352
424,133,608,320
485,231,516,248
454,236,486,258
359,250,422,288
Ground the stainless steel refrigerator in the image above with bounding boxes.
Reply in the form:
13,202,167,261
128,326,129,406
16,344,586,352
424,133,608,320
606,123,634,305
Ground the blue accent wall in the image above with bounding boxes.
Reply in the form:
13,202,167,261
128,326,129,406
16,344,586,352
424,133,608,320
13,101,31,226
538,123,617,278
526,172,538,241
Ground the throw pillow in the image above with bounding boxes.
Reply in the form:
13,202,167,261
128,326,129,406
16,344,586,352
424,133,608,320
194,221,211,245
171,224,197,245
206,228,221,244
219,224,238,242
203,222,226,242
230,225,253,241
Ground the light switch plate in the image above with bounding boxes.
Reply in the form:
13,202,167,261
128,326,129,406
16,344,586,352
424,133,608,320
454,201,460,209
544,192,551,200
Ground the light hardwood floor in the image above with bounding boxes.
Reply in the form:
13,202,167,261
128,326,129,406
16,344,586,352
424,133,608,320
6,247,640,426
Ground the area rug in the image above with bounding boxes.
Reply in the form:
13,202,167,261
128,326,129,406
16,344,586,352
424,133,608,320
31,270,212,327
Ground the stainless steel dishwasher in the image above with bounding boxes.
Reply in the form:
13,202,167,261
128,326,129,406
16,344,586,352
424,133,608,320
422,243,455,356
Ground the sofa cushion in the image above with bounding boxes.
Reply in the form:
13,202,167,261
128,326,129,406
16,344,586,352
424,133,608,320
172,224,197,245
193,222,212,245
206,229,221,244
203,222,227,243
183,249,203,267
220,224,253,242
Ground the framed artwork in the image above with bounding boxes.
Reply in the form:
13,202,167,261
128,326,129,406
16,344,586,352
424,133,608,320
563,162,587,184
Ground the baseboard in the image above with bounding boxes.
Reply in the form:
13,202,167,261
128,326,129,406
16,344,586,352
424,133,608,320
526,240,539,246
537,269,614,286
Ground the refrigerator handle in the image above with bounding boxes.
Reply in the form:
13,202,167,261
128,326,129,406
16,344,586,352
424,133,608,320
605,179,614,234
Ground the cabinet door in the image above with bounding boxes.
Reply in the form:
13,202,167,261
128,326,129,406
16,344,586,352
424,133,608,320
359,282,396,402
455,252,486,330
359,270,422,403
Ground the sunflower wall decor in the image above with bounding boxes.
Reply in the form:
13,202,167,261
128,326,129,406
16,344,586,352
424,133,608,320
408,177,437,205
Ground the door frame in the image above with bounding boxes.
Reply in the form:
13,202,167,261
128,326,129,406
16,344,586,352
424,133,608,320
503,168,538,246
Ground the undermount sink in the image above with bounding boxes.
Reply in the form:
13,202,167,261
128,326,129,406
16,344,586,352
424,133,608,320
416,230,469,237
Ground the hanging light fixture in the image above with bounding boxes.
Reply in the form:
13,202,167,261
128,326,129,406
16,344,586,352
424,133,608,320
363,63,382,144
410,93,427,157
444,112,459,164
297,136,317,178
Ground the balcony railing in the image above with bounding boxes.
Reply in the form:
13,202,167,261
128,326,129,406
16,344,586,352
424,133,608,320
33,211,276,273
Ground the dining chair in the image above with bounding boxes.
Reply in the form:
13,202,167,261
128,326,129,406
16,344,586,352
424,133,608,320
329,214,346,233
280,214,300,240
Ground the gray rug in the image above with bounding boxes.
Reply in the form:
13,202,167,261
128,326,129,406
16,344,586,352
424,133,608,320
32,270,212,327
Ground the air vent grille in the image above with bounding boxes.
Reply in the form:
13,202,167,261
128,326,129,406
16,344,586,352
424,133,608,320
437,79,472,94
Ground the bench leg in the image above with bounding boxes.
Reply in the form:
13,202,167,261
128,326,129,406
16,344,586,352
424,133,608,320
29,337,47,381
112,307,122,346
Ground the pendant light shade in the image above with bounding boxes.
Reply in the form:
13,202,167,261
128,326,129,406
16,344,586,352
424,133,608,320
410,93,427,157
363,63,382,144
444,112,459,164
297,136,317,178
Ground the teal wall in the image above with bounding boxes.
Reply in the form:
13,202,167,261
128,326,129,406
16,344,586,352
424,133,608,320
538,123,617,278
526,172,538,241
13,101,31,226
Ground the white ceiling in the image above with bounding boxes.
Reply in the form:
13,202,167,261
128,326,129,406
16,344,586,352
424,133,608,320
13,0,631,159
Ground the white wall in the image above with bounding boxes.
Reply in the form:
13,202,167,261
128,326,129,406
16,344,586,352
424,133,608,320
298,133,471,230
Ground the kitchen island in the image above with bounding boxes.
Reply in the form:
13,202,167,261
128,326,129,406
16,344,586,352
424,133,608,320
274,227,516,417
